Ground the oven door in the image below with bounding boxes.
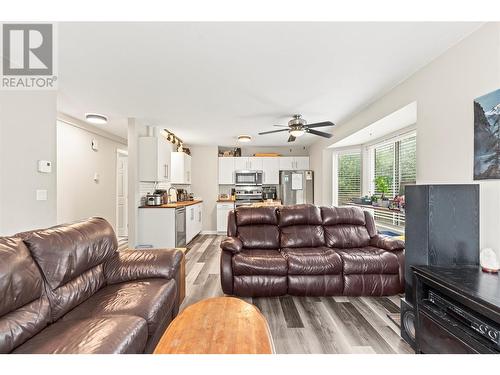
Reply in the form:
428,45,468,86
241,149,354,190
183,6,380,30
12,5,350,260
235,171,259,185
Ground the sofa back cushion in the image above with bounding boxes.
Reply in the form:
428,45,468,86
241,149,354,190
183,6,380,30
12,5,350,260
279,204,324,248
235,207,279,249
17,217,117,320
0,237,50,353
321,207,371,248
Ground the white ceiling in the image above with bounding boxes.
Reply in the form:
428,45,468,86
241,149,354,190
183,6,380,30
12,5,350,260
330,101,417,148
57,22,481,146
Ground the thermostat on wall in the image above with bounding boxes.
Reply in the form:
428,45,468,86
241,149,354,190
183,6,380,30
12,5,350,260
91,139,99,151
38,160,52,173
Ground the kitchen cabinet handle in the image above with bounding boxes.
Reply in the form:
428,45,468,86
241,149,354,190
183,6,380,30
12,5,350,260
187,171,190,182
191,208,194,220
164,164,169,178
198,211,201,222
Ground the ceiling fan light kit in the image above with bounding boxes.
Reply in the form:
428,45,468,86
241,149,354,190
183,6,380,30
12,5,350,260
258,114,334,142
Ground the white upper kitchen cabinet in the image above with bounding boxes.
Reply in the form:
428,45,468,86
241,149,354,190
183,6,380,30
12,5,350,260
278,156,309,171
171,152,192,184
248,157,263,171
234,157,249,171
294,156,310,170
139,136,172,182
218,157,235,184
262,157,280,184
279,157,295,171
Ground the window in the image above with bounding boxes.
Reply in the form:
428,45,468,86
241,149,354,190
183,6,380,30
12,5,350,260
336,151,361,205
370,132,416,228
372,132,416,197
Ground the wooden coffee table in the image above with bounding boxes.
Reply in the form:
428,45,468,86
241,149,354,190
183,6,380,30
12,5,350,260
153,297,274,354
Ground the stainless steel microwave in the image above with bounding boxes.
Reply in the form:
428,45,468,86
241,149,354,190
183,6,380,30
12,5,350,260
235,170,263,186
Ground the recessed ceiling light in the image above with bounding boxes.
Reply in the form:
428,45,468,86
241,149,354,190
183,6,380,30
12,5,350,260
85,113,108,125
238,135,252,143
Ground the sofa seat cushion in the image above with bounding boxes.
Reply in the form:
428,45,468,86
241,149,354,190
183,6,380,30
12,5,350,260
337,247,400,275
62,279,176,337
281,247,342,275
13,316,148,354
232,249,287,276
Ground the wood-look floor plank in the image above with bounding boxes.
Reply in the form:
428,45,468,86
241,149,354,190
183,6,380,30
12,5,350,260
177,234,413,354
279,296,304,328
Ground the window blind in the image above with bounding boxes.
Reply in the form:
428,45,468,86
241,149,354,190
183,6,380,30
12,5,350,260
374,142,396,198
337,151,361,205
398,135,417,194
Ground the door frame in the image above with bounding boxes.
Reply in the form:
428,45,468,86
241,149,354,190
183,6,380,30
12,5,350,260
116,148,128,237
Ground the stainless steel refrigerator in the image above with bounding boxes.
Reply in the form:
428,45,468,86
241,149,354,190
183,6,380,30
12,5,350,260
279,170,314,206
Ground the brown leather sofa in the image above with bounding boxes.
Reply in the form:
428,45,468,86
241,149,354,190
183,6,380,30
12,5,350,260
0,217,183,354
220,204,405,297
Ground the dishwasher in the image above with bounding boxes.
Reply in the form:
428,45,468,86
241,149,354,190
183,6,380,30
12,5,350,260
175,207,186,247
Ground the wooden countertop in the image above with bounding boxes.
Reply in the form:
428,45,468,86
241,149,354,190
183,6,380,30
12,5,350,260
250,200,281,207
139,200,203,208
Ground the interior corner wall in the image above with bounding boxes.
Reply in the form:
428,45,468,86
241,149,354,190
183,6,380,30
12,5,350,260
0,91,57,236
309,22,500,255
190,145,219,232
56,120,127,231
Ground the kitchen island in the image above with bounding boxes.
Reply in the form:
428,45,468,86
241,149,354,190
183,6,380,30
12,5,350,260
138,200,203,248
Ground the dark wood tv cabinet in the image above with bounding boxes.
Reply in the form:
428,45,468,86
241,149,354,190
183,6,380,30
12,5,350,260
412,265,500,354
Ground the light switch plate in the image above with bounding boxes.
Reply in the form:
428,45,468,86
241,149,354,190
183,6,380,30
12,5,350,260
36,189,48,201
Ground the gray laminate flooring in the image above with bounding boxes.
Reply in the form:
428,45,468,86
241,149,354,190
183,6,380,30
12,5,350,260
181,234,414,354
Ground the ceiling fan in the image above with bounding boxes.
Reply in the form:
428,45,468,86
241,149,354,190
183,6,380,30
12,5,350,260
258,114,334,142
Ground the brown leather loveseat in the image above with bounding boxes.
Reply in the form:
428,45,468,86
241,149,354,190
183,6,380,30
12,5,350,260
220,204,404,297
0,217,183,354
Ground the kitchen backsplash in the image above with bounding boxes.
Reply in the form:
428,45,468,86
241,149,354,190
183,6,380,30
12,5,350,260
139,181,171,206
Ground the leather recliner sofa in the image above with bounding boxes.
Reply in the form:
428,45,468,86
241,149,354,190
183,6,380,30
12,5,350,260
220,204,405,297
0,217,183,354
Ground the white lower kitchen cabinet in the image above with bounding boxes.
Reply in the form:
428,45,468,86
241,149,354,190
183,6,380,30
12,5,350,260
186,202,203,244
217,202,235,233
138,208,176,248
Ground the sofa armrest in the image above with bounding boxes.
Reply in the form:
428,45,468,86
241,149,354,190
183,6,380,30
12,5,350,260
104,248,183,284
370,235,405,251
220,237,243,254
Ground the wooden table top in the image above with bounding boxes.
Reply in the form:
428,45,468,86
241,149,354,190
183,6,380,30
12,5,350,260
153,297,274,354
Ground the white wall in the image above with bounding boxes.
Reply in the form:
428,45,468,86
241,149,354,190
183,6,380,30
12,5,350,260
191,145,219,232
56,119,127,231
0,91,57,236
309,23,500,253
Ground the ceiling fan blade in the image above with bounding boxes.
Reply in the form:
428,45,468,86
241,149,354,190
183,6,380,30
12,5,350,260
258,129,289,135
306,121,335,128
306,128,333,138
273,124,289,127
287,135,296,142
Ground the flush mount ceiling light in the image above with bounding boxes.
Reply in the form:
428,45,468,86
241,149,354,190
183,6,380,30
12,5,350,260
238,135,252,143
85,113,108,125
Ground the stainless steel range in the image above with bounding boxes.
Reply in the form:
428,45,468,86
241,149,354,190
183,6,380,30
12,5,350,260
235,186,263,207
